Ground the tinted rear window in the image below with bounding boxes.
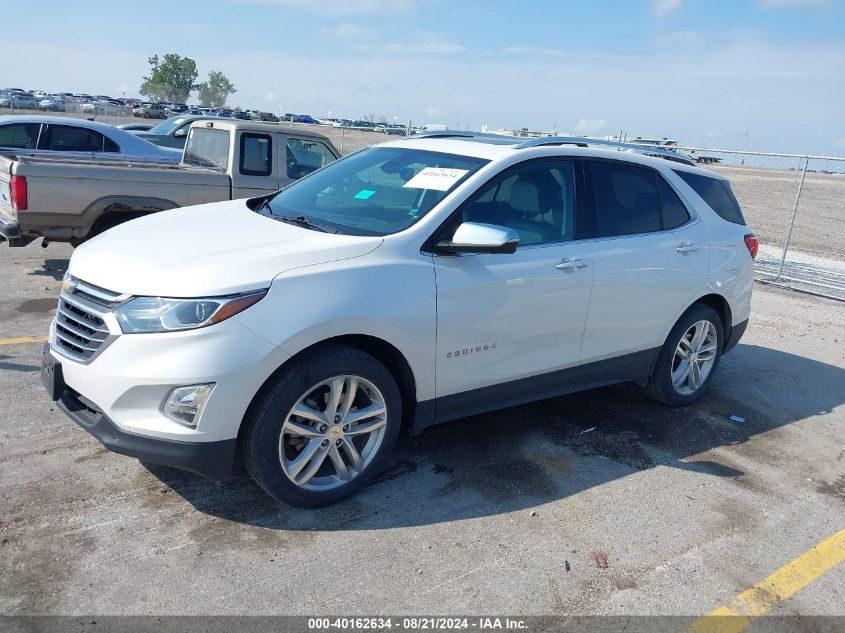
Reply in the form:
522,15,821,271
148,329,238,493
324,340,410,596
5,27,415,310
674,170,745,225
656,175,691,229
591,161,661,237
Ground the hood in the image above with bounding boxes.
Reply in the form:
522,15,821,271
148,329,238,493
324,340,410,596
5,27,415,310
69,199,383,297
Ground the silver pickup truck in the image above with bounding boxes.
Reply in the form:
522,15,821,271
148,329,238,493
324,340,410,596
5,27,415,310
0,119,339,247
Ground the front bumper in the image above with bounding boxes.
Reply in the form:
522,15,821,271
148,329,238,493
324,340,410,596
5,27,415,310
44,300,290,477
57,386,237,480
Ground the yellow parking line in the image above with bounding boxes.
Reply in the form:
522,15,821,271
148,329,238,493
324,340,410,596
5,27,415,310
0,336,48,346
689,528,845,633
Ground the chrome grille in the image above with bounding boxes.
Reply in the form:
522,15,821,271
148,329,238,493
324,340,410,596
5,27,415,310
52,277,129,363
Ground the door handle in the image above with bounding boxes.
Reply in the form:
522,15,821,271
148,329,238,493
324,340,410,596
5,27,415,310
676,242,700,253
555,258,588,272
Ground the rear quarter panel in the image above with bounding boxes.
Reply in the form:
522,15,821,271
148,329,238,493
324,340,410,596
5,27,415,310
666,168,755,327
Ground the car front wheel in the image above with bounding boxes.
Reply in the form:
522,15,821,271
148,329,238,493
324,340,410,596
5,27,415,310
644,304,724,406
243,345,402,507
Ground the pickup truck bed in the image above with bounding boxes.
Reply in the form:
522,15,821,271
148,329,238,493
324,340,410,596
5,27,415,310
0,154,230,246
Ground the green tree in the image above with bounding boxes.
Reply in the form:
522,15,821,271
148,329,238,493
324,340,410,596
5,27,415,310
197,71,237,108
139,54,198,103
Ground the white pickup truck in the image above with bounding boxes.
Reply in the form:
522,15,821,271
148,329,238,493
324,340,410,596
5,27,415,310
0,119,339,247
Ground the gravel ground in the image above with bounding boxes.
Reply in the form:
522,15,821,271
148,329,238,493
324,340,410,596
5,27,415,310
0,242,843,617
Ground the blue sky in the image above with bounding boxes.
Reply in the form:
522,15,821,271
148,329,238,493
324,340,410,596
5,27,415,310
3,0,844,154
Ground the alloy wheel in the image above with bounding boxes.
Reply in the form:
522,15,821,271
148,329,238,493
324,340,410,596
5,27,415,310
279,375,387,490
671,320,718,395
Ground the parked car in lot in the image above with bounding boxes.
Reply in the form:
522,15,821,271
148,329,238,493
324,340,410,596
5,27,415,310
0,115,181,164
132,103,168,119
130,115,223,148
82,99,125,115
39,97,66,111
0,119,338,247
36,133,756,507
1,91,39,109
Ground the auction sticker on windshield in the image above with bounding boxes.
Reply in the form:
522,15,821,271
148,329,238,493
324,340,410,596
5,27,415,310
403,167,469,191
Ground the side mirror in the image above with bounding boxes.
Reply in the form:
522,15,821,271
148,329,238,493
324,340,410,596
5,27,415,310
436,222,519,255
173,128,188,137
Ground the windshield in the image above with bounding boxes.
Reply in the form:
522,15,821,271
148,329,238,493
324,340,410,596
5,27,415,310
261,147,488,236
148,116,187,136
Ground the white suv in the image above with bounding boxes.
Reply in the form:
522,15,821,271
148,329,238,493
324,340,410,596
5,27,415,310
41,134,756,507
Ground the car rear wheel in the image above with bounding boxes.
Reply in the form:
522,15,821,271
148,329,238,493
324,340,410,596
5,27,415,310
243,345,402,507
644,304,724,406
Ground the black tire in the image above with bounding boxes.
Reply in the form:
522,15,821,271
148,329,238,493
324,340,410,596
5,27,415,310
243,345,402,507
644,304,724,407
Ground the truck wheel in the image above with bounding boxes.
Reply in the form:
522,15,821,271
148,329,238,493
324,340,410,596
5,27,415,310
643,304,724,407
243,345,402,507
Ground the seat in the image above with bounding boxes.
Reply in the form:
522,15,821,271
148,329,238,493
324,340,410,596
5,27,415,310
507,178,561,245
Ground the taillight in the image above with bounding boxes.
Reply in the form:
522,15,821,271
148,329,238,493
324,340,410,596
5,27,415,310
10,175,27,211
744,233,759,260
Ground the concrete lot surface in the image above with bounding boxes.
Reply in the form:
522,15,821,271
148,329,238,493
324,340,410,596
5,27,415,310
0,242,843,616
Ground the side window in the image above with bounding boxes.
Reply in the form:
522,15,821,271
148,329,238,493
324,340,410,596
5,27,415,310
0,123,40,149
46,125,103,152
591,161,661,237
102,135,120,153
657,175,691,229
460,160,576,246
286,138,335,179
674,170,746,225
239,133,272,176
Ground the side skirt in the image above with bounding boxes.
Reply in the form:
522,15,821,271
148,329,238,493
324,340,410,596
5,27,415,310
412,347,660,435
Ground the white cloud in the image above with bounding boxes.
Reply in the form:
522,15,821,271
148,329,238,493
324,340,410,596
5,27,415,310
246,0,423,14
4,31,844,155
264,92,278,102
321,22,378,41
357,43,464,54
576,118,608,135
653,0,682,17
759,0,831,7
503,47,565,57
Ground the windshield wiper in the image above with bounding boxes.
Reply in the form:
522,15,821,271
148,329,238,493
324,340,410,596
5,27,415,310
275,214,339,234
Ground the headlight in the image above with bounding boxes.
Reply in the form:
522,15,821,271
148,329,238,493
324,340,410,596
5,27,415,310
115,290,267,333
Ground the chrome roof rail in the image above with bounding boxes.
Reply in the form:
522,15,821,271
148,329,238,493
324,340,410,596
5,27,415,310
513,136,696,166
410,130,479,139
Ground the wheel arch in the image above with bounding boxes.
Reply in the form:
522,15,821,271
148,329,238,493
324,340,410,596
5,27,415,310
237,334,420,448
655,292,734,372
693,293,732,334
82,195,179,237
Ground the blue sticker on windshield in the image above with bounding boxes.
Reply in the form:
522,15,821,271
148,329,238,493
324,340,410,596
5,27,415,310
354,189,376,200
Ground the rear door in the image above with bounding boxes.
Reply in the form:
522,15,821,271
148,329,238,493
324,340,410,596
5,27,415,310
576,159,709,384
37,124,105,160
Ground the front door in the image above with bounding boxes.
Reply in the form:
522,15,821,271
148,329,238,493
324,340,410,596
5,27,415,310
433,158,594,422
231,131,280,199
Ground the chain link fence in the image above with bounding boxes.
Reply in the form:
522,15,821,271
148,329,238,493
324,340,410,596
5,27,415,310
675,147,845,301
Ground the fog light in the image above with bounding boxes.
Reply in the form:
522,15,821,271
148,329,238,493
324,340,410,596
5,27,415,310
162,384,215,428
